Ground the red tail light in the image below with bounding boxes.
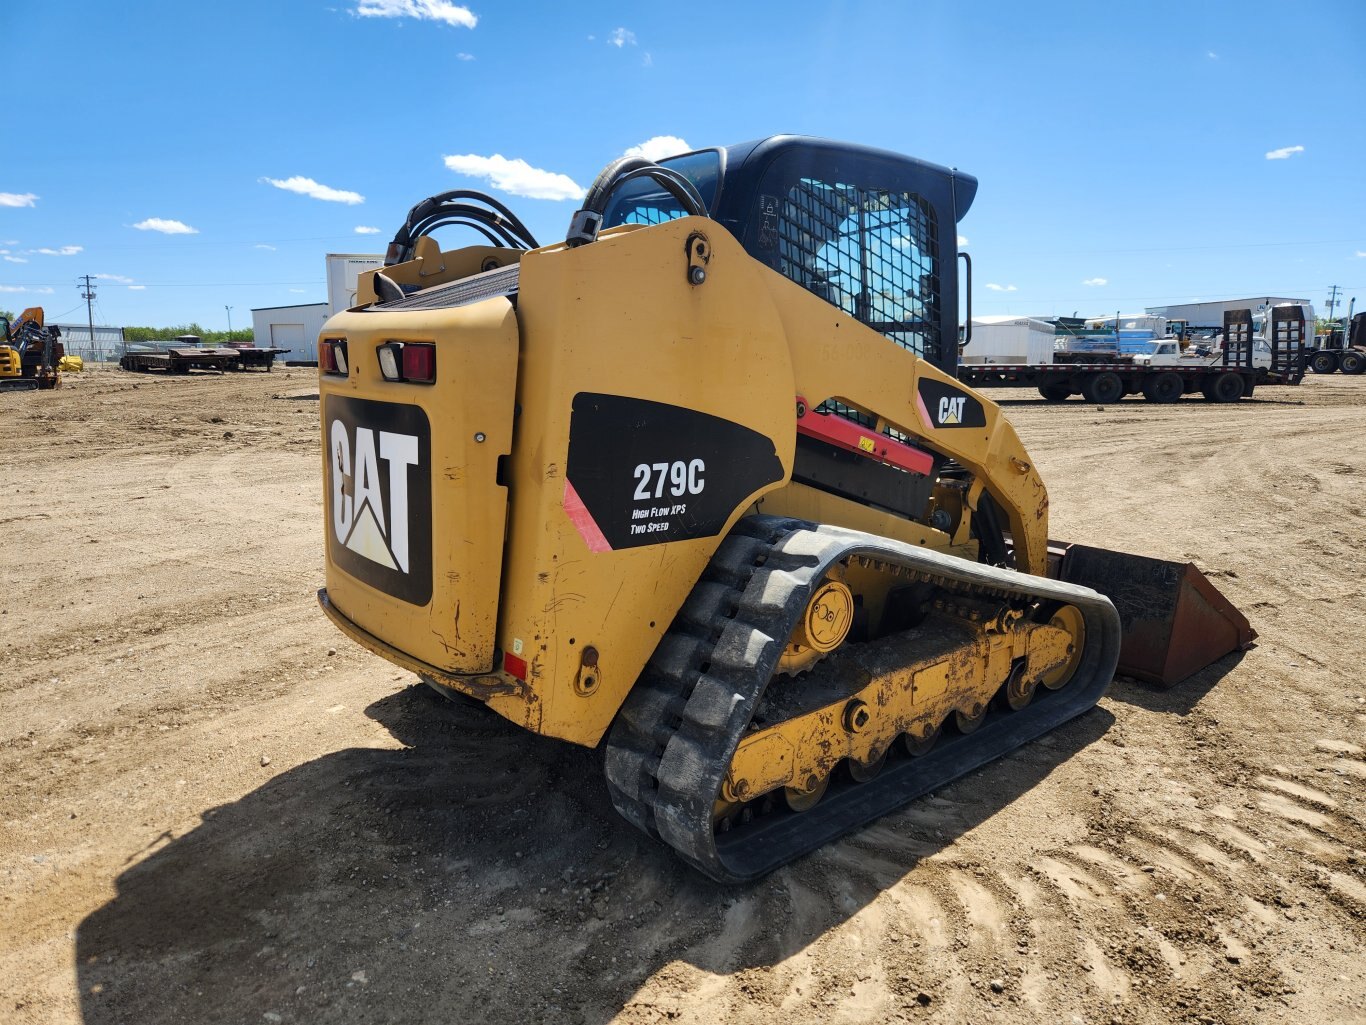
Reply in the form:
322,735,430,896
371,341,436,384
401,343,436,383
321,339,347,376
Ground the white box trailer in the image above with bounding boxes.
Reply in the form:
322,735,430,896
960,315,1057,365
327,254,384,315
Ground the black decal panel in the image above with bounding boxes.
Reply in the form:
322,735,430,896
917,378,987,429
325,396,433,606
565,393,784,550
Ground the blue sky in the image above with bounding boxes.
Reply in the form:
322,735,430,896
3,0,1364,329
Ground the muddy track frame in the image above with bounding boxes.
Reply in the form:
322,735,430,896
604,514,1124,883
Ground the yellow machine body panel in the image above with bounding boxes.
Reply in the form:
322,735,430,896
490,222,795,738
755,268,1050,576
320,298,518,675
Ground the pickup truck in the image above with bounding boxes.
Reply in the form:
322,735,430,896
1131,338,1274,370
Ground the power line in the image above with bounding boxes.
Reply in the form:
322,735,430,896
12,280,324,288
79,275,97,344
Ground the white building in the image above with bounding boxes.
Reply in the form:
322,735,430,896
1144,297,1312,328
250,253,383,364
250,302,328,364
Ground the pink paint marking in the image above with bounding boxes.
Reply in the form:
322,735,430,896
563,479,613,553
915,393,934,431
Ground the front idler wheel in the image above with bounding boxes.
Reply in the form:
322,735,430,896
1041,605,1086,690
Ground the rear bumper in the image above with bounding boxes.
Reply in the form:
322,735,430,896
317,588,525,702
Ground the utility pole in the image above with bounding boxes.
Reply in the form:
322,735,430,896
80,275,97,347
225,305,233,339
1326,284,1341,321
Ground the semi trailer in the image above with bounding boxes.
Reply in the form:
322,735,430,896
958,306,1310,403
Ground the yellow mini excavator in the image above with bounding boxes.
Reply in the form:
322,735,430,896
316,137,1253,882
0,307,63,391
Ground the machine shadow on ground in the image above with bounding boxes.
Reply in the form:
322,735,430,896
76,684,1113,1025
1105,650,1246,716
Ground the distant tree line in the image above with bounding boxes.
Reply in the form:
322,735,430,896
1,310,252,345
122,325,254,344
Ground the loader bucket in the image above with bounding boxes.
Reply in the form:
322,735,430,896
1051,543,1256,688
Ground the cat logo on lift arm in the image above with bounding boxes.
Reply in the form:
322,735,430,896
916,378,986,430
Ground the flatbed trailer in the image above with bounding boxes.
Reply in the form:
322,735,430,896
224,346,287,371
119,347,237,374
959,307,1309,403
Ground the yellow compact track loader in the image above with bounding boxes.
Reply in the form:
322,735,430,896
317,137,1253,882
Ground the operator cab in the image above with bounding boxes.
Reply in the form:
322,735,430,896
601,136,976,375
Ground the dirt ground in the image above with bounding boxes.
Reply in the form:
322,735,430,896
2,364,1363,1025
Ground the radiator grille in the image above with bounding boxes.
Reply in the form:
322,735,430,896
366,262,521,312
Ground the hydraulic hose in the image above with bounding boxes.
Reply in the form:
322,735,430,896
386,190,540,266
564,160,707,247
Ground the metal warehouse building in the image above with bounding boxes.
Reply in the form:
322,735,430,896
1145,296,1313,327
54,323,125,363
251,253,383,364
250,303,328,364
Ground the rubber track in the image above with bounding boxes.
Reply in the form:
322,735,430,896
603,515,1123,884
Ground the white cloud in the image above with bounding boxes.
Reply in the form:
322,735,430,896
985,283,1017,292
128,285,147,290
1355,251,1366,258
0,285,54,294
30,245,84,256
957,235,969,247
95,273,136,284
254,243,277,251
456,52,475,61
133,217,199,234
624,135,691,162
642,52,653,67
608,27,636,48
0,192,38,208
1082,277,1108,286
353,1,476,28
261,176,365,205
442,153,585,201
1207,51,1219,60
289,288,308,293
354,225,382,234
1265,145,1304,160
3,255,26,263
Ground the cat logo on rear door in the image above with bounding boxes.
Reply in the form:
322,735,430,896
325,396,432,605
